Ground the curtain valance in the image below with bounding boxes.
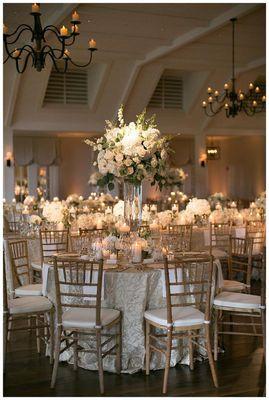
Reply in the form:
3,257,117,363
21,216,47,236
14,137,58,166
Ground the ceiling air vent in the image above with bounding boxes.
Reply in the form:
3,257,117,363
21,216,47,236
148,74,183,109
44,68,88,105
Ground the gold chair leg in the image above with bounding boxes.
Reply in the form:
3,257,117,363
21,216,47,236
214,309,219,361
73,331,78,371
50,327,62,389
49,310,54,365
3,313,8,370
7,317,12,341
205,324,219,388
145,320,151,375
36,316,41,354
162,328,172,394
96,330,104,394
188,330,194,370
115,319,122,374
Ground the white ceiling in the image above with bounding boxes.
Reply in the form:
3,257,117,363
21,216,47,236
3,2,265,137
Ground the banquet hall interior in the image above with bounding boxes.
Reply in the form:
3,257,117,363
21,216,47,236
3,1,266,397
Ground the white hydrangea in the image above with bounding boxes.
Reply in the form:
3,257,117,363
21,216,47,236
42,201,65,223
186,198,211,216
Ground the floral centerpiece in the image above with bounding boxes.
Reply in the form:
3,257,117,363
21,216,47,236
42,200,71,229
186,198,211,226
85,106,172,230
164,167,187,189
208,192,228,209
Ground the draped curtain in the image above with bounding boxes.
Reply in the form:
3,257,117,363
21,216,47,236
14,137,59,166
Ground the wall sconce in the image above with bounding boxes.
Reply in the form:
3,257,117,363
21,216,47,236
5,151,13,167
199,153,207,168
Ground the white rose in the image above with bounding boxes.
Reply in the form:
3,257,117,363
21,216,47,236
115,153,124,163
127,167,134,175
124,158,132,167
104,150,113,161
136,146,146,158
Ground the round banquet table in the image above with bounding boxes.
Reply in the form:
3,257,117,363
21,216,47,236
4,233,222,374
43,261,215,374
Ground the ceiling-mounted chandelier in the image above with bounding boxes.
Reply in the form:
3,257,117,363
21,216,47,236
3,3,97,73
202,18,265,118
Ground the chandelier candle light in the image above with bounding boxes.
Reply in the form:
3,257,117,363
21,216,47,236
3,4,97,73
202,18,266,118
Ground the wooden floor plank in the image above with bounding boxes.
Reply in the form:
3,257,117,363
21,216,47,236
3,327,265,397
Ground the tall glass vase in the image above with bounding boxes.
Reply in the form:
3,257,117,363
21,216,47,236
123,181,142,231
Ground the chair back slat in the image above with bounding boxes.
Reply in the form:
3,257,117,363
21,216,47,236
228,237,253,286
40,229,69,265
8,239,31,287
163,224,193,252
164,255,213,325
53,256,103,327
209,222,231,254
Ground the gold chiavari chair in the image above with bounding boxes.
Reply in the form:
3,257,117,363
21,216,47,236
164,224,193,253
3,253,54,367
51,256,122,394
31,229,70,275
6,221,21,234
245,220,265,269
144,255,218,394
8,239,43,297
213,245,265,361
209,222,232,260
222,237,253,293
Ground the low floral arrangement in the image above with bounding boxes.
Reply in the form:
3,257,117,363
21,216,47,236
174,209,195,225
186,198,211,216
66,194,80,206
255,191,266,210
29,214,42,225
164,167,187,189
85,106,172,190
208,192,228,209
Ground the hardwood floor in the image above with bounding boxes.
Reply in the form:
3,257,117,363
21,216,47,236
4,326,265,397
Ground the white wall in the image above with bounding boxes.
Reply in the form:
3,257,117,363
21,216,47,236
207,135,265,200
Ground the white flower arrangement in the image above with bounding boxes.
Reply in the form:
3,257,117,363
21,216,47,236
209,209,229,224
174,210,195,225
208,192,228,208
85,106,172,190
102,235,118,251
255,191,266,210
66,193,80,206
164,167,187,188
77,214,95,229
29,214,42,225
42,201,66,223
23,195,36,206
157,210,173,227
186,198,211,216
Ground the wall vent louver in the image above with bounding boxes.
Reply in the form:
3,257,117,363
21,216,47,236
148,75,183,109
44,68,88,105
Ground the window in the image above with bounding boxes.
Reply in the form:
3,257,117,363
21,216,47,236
44,67,88,105
148,74,183,109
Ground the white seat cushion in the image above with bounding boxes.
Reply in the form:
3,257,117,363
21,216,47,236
214,291,261,309
62,308,120,329
8,296,53,315
222,280,246,292
212,248,228,259
144,306,205,328
15,283,43,297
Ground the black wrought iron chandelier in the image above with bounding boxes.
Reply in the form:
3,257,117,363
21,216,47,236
202,18,265,118
3,3,97,74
